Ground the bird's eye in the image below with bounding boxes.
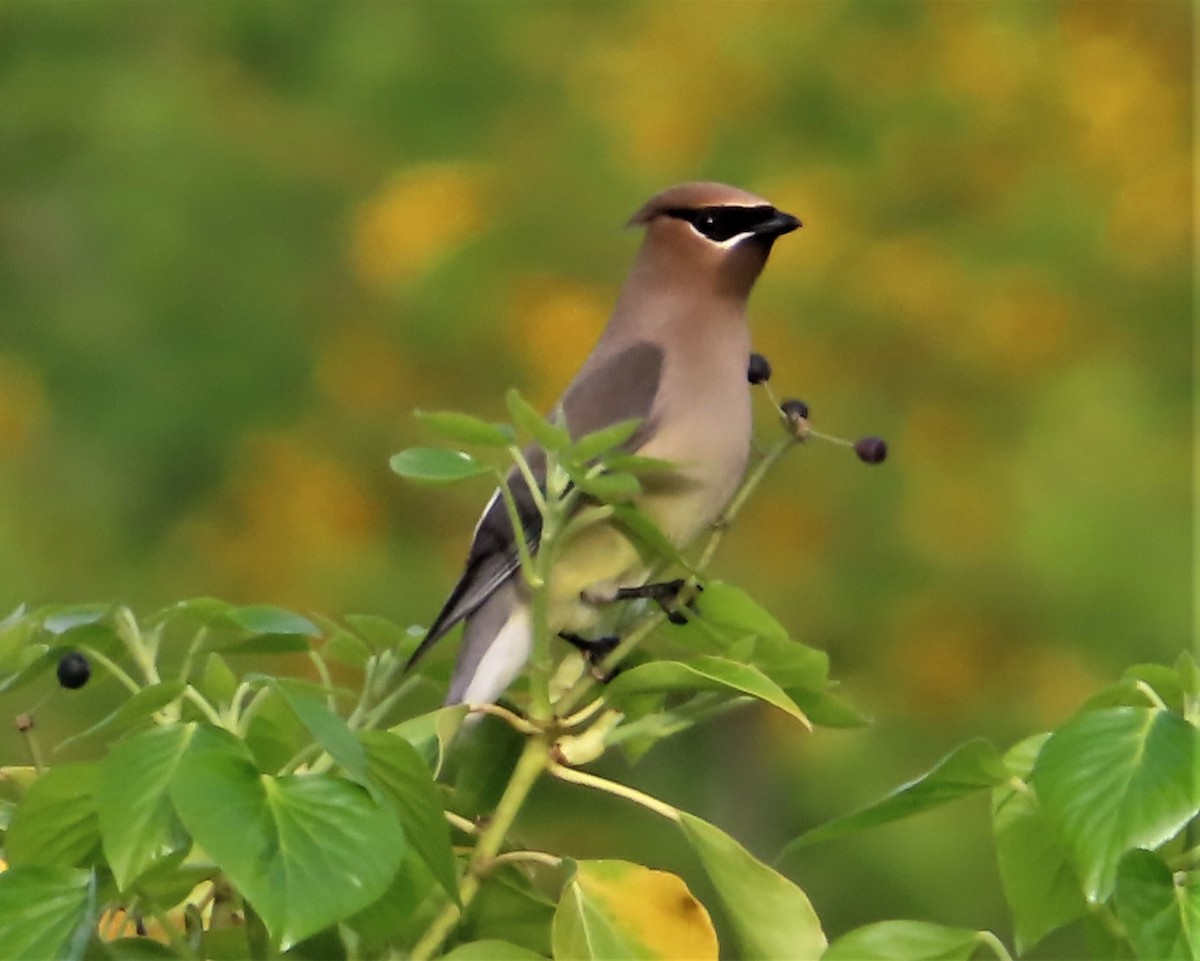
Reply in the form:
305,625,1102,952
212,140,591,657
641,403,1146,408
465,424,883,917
663,205,778,243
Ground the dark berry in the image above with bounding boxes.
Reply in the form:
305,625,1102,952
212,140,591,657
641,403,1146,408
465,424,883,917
780,398,809,420
56,651,91,689
747,352,772,385
854,436,888,464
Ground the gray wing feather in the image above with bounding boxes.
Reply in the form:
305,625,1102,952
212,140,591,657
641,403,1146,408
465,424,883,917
405,340,664,670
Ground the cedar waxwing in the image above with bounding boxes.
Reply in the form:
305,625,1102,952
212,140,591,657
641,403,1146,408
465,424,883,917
409,182,801,705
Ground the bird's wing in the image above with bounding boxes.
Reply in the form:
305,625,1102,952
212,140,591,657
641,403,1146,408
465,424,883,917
405,340,664,670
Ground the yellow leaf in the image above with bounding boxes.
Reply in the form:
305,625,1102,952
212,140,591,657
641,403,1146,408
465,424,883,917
553,859,717,960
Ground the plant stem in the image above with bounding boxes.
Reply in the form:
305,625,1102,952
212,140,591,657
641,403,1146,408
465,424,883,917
356,674,420,731
19,724,45,772
552,435,798,720
548,761,680,822
468,702,540,734
113,607,161,686
182,686,225,728
490,849,563,869
976,931,1014,961
409,736,551,961
77,644,142,695
694,434,795,572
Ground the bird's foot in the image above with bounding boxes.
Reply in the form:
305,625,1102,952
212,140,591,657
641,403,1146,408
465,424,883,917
612,578,702,624
558,631,621,682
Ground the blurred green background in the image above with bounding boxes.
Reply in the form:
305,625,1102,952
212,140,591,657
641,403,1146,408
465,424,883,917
0,1,1192,955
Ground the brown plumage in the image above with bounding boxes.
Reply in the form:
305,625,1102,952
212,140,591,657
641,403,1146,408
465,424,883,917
409,182,801,705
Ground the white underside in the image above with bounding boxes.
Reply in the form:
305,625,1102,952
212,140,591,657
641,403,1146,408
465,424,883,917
459,603,532,706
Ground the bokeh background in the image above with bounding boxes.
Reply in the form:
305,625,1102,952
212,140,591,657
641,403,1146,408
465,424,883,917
0,1,1192,956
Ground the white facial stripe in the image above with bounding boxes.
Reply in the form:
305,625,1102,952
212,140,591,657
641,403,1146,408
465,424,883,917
687,224,757,249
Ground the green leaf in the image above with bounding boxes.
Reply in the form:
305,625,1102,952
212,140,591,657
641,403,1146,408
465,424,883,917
55,680,187,751
678,811,825,961
41,604,111,635
821,921,1006,961
95,723,196,890
781,739,1008,855
1030,707,1200,901
102,937,182,959
319,626,372,668
441,941,547,960
991,734,1086,953
6,763,101,868
1114,849,1199,961
198,652,239,709
390,447,492,483
789,686,871,728
344,613,422,658
693,581,789,641
569,418,642,462
610,505,689,568
572,470,641,504
0,866,96,961
170,745,406,949
462,863,556,956
0,645,54,694
391,704,469,777
505,388,571,451
344,848,438,951
228,605,319,637
272,678,367,781
552,859,718,960
602,453,679,474
605,656,811,728
359,729,458,903
416,409,516,447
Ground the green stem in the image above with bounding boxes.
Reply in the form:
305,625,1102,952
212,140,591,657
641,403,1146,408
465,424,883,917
182,686,225,728
553,435,798,719
694,434,794,571
355,673,420,731
507,445,547,516
19,723,45,772
976,931,1014,961
409,736,551,961
548,761,680,822
345,654,378,728
235,685,272,738
113,607,160,686
308,648,336,710
138,897,198,960
76,644,142,695
496,472,541,589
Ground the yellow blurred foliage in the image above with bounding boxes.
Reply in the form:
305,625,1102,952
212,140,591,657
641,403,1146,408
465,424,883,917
850,235,968,338
933,10,1047,121
178,433,381,605
886,597,998,718
973,269,1074,375
1104,154,1192,276
315,320,421,416
899,404,1010,563
0,354,47,454
567,4,776,174
506,275,608,410
351,165,487,288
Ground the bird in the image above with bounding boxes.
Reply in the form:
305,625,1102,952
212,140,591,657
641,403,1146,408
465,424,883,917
407,181,801,706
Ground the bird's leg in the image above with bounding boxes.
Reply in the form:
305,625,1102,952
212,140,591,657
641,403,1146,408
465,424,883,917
558,631,621,682
610,578,702,625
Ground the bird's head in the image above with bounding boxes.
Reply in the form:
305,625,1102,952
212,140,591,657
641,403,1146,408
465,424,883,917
626,181,801,299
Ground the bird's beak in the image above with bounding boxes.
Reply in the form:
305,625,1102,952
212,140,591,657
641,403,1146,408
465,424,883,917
753,209,802,238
